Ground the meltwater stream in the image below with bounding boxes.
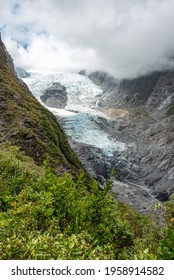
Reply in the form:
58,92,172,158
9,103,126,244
24,72,127,156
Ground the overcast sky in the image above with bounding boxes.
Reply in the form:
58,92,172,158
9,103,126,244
1,0,174,78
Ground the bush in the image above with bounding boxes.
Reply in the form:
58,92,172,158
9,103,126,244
0,144,174,259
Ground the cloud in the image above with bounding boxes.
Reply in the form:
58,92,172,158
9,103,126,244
1,0,174,78
3,32,98,74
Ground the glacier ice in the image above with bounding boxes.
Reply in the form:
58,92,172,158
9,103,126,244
24,72,127,155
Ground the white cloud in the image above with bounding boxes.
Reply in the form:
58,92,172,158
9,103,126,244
1,0,174,78
3,33,98,74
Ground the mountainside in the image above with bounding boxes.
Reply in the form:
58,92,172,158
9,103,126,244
19,68,174,211
88,70,174,201
0,37,85,177
0,38,174,260
88,70,174,117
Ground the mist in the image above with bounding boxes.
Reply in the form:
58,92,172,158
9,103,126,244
1,0,174,78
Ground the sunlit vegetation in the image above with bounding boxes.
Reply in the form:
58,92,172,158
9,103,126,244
0,144,173,260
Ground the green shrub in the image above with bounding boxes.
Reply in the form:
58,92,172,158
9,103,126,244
160,229,174,259
0,144,174,259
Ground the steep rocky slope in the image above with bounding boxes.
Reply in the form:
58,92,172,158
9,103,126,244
88,70,174,201
0,37,86,177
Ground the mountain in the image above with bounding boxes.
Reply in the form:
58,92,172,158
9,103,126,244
88,70,174,201
0,36,174,260
0,37,137,259
0,36,86,178
18,67,174,210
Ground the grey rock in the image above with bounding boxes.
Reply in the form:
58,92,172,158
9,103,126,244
79,69,86,75
155,191,171,202
41,82,68,108
87,70,174,205
112,180,157,213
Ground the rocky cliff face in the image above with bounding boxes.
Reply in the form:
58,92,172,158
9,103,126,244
146,71,174,117
0,37,86,178
89,71,167,108
88,70,174,202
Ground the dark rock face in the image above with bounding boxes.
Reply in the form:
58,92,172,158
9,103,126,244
89,71,164,108
87,70,174,204
88,71,119,92
41,82,68,108
69,141,116,182
79,69,86,75
146,71,174,117
155,190,171,202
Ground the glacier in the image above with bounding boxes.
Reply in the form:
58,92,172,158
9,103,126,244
23,72,127,156
22,71,158,212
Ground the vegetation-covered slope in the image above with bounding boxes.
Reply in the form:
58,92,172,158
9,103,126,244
0,38,85,177
0,144,174,259
0,38,174,259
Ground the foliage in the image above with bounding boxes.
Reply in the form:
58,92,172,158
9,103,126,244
0,145,174,259
160,229,174,259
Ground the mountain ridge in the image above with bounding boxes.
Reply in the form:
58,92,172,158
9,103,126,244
87,70,174,201
0,35,86,178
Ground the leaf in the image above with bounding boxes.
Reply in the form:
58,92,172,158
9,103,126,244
68,241,75,249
